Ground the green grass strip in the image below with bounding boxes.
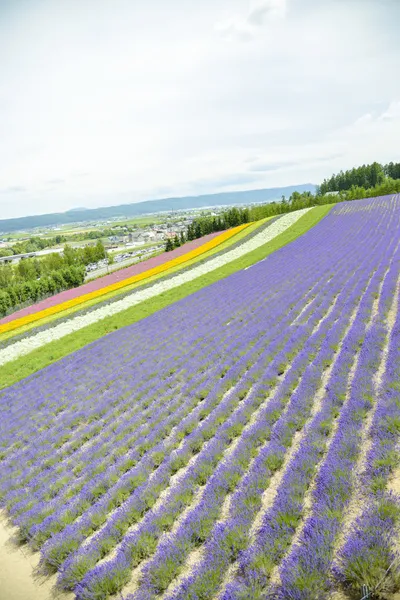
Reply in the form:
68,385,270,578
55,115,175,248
0,205,332,390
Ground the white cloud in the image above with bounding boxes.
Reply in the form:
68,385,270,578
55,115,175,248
378,101,400,122
215,0,287,40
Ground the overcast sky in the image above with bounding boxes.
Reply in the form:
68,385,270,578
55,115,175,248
0,0,399,219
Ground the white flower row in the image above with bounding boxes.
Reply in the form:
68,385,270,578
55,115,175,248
0,209,311,366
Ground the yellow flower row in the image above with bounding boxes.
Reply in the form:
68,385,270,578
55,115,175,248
1,224,250,335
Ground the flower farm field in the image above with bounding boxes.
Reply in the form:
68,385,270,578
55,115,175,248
0,206,327,389
1,195,400,600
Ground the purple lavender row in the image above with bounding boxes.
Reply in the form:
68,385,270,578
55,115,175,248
6,340,227,517
0,310,225,460
0,313,190,444
333,259,400,596
273,254,399,598
4,378,184,509
21,319,274,544
33,252,338,568
167,254,374,600
220,267,388,599
1,286,280,502
137,219,383,600
76,251,362,600
0,336,193,480
54,279,332,591
202,198,400,598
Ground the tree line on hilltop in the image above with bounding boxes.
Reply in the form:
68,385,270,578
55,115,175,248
318,161,400,195
165,207,250,251
165,161,400,251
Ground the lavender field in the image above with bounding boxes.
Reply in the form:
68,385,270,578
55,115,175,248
1,195,400,600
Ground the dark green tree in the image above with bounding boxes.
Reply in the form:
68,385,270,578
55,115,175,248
194,222,202,238
165,238,174,252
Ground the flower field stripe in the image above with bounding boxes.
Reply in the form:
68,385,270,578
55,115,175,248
3,313,275,532
73,226,368,599
0,328,214,496
56,251,340,592
331,253,400,550
220,235,398,599
74,305,327,599
333,270,400,595
274,237,400,594
0,210,310,370
154,211,389,600
134,280,360,600
0,232,225,329
0,205,330,391
0,220,270,347
2,326,229,493
53,262,332,592
0,226,248,336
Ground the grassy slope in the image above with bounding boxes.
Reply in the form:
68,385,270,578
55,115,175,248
0,221,260,343
0,205,332,389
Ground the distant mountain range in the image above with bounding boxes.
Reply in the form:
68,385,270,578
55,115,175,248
0,184,316,234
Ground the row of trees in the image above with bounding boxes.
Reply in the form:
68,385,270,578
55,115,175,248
164,207,250,251
63,240,107,267
187,207,250,241
318,161,400,196
0,265,86,317
0,240,108,317
165,169,400,252
249,177,400,221
165,232,186,252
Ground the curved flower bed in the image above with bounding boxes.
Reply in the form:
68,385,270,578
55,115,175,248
0,217,277,351
0,227,247,335
0,210,309,366
0,233,222,327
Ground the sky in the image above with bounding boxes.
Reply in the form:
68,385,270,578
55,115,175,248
0,0,399,219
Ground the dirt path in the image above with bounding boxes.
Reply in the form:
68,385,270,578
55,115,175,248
0,512,73,600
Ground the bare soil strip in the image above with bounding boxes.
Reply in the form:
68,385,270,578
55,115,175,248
0,512,74,600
